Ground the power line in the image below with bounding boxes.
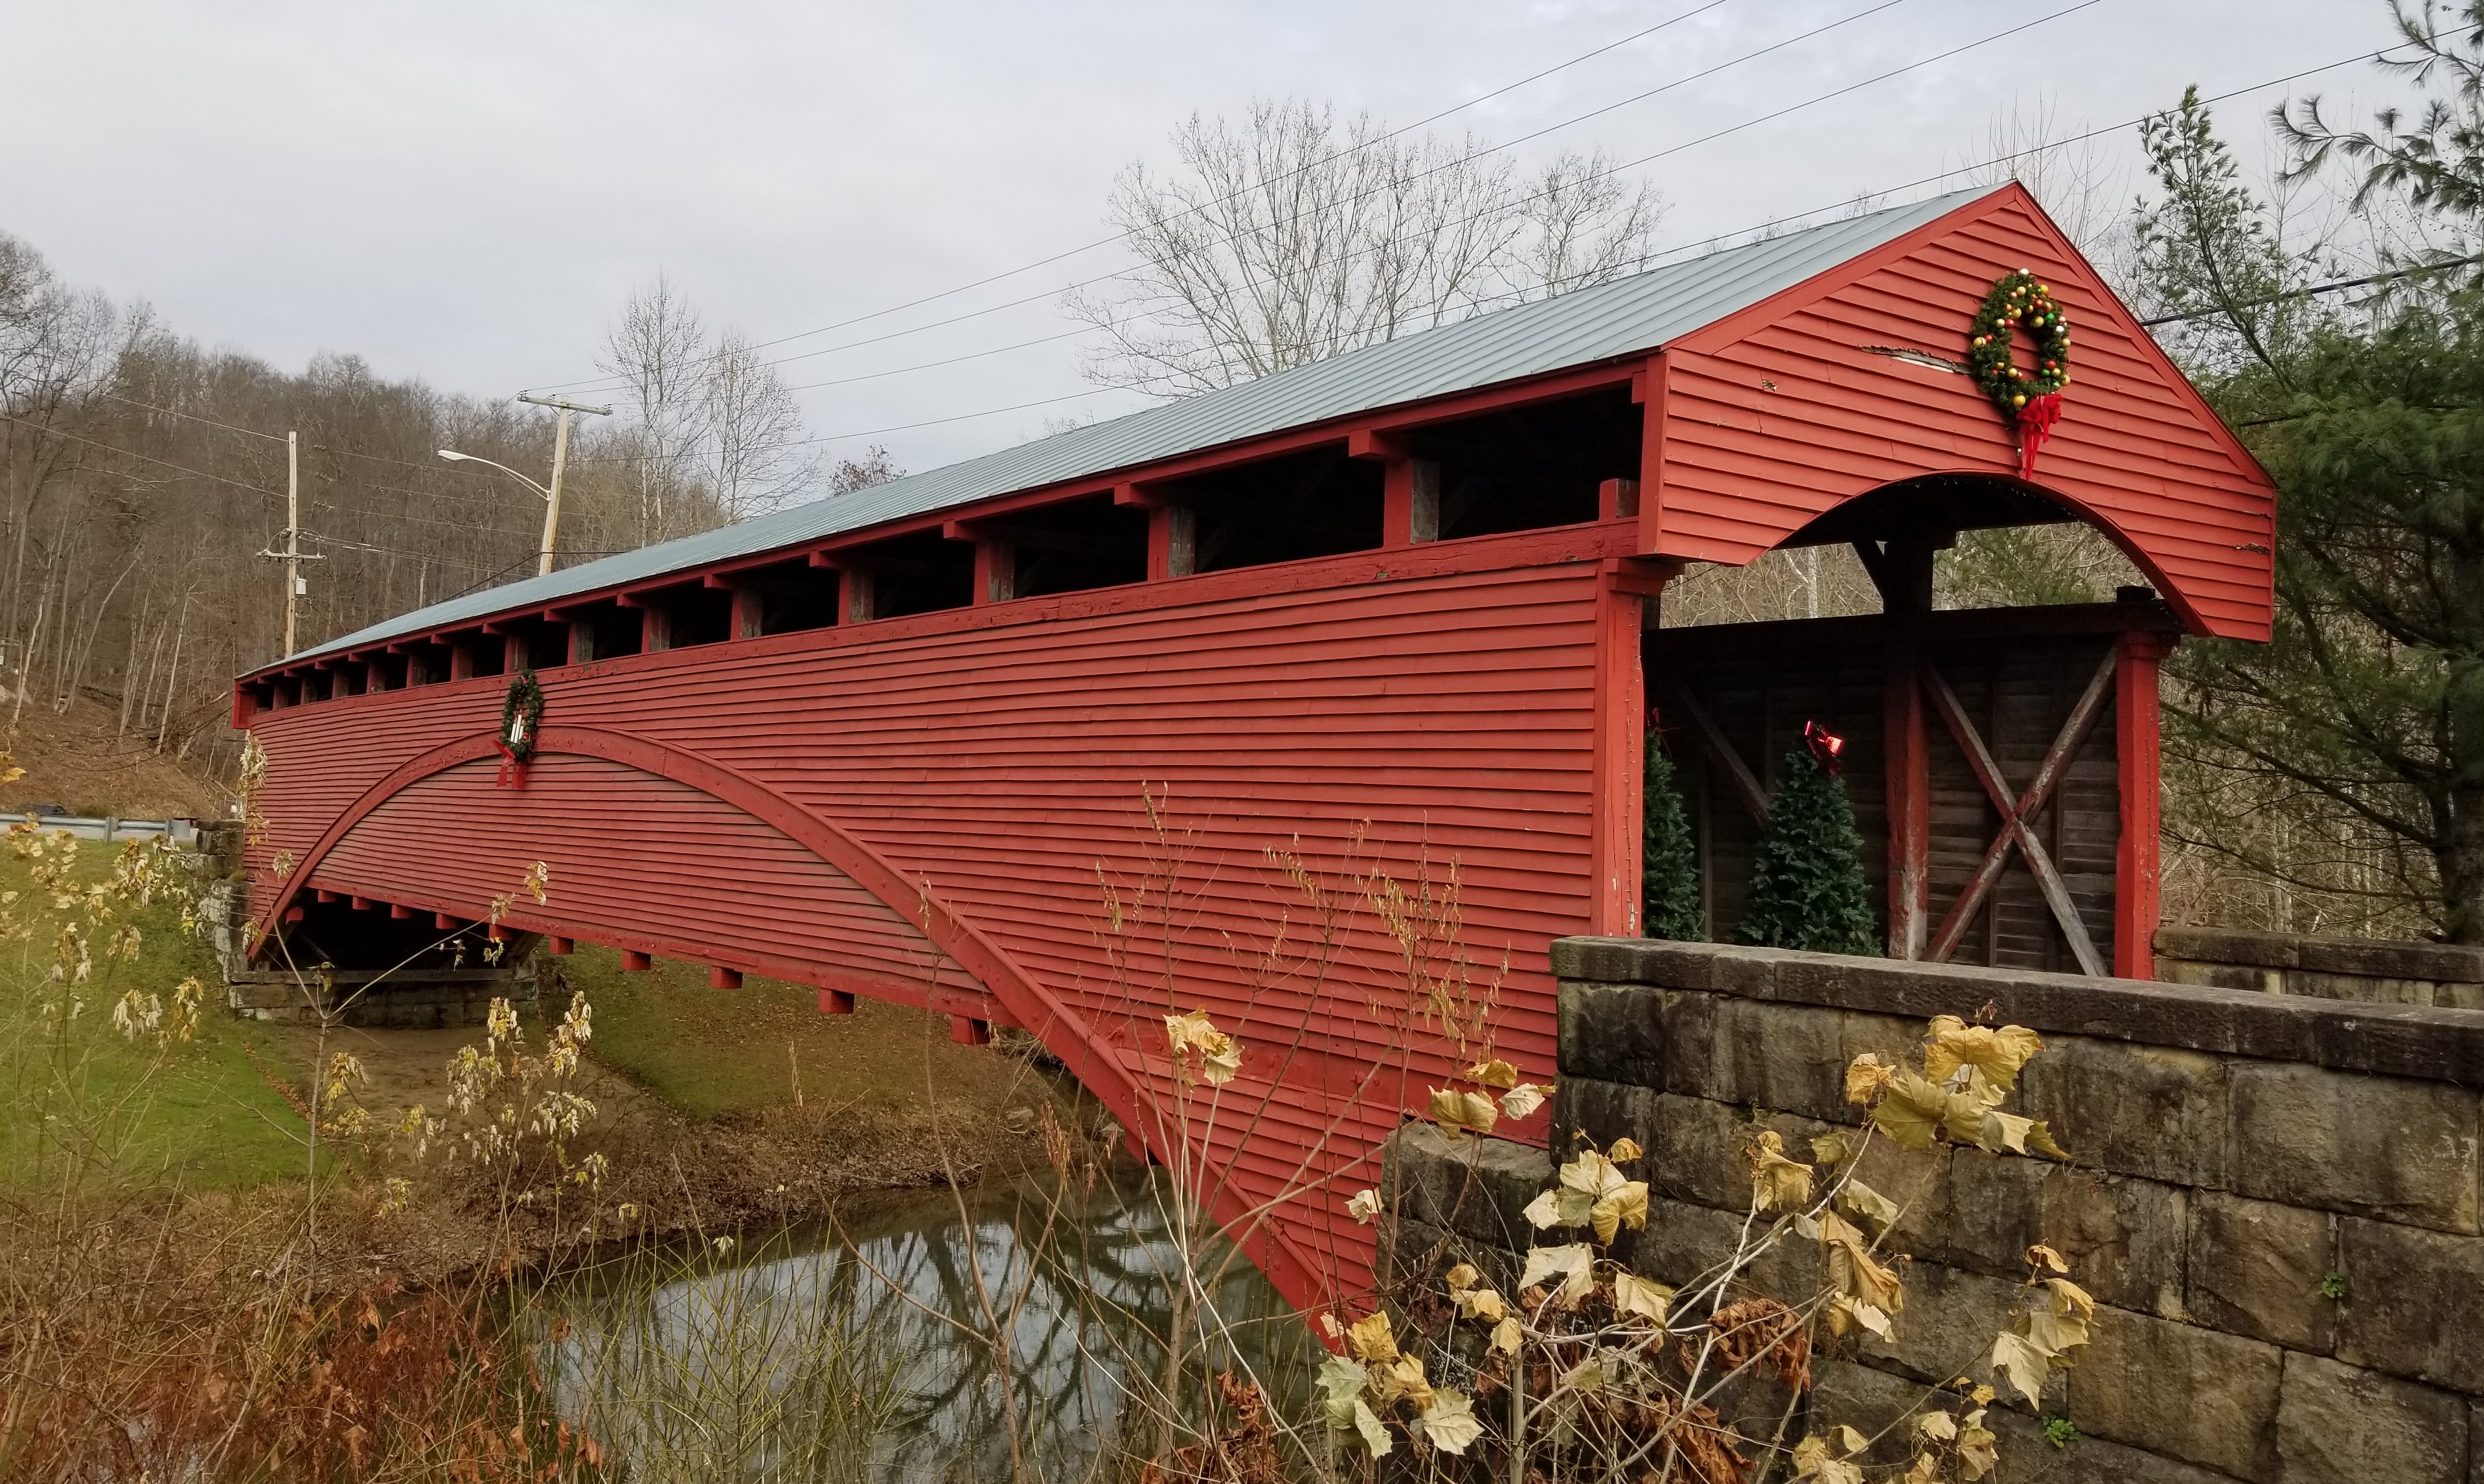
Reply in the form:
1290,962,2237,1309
541,0,1930,398
98,392,290,441
2136,253,2484,326
0,413,283,501
522,0,1755,393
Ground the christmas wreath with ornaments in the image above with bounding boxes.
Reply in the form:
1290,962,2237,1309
496,670,543,785
1966,268,2071,476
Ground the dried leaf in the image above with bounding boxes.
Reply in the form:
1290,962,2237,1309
1559,1147,1633,1199
1990,1330,2051,1406
1612,1272,1673,1325
1830,1296,1893,1339
2025,1120,2072,1159
1748,1130,1815,1213
1518,1244,1595,1308
1345,1188,1383,1224
1837,1178,1901,1236
1452,1284,1507,1323
1350,1398,1392,1458
1163,1009,1244,1085
1871,1068,1950,1149
1382,1354,1433,1410
1793,1434,1864,1483
1444,1262,1480,1292
1468,1058,1519,1090
1498,1082,1550,1120
1522,1185,1593,1229
1915,1410,1957,1441
1316,1356,1367,1428
2025,1244,2069,1275
1490,1316,1522,1354
1608,1136,1644,1162
1347,1311,1398,1363
1589,1180,1648,1243
1924,1016,2044,1091
1413,1389,1483,1455
1845,1052,1897,1106
1810,1131,1856,1165
1836,1424,1869,1455
1958,1410,1998,1479
1819,1210,1905,1318
1428,1087,1498,1138
1976,1108,2034,1156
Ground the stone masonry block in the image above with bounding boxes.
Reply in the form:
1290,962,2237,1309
2184,1191,2338,1353
1557,980,1665,1082
1387,1216,1518,1297
2229,1062,2479,1233
1550,1075,1652,1159
2020,1035,2229,1189
1383,1123,1547,1254
2275,1353,2469,1484
1659,992,1915,1123
2337,1216,2484,1397
1812,1356,2244,1484
1628,1195,1827,1305
1935,1151,2186,1319
2067,1308,2283,1481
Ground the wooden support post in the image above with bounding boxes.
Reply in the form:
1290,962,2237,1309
349,895,372,911
315,889,339,904
819,988,856,1016
389,902,413,919
284,906,304,924
2115,630,2171,980
974,541,1014,604
450,643,475,681
434,912,457,930
1598,479,1639,523
567,619,595,665
486,922,506,942
622,950,652,972
503,632,524,674
1589,560,1652,936
1147,505,1196,580
709,966,742,990
363,659,387,692
1382,458,1440,546
1634,354,1668,554
950,1016,992,1045
1877,538,1937,959
547,935,573,955
643,605,672,651
732,588,762,639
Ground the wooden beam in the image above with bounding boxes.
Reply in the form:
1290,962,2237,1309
709,966,742,990
1883,622,1930,959
547,935,573,955
1588,564,1647,935
1380,458,1440,546
1598,478,1639,523
389,902,413,919
350,895,373,911
1921,656,2115,976
2115,632,2171,979
950,1016,992,1045
1668,680,1770,825
567,619,595,665
1635,352,1668,554
819,988,856,1014
622,950,651,972
1146,505,1196,580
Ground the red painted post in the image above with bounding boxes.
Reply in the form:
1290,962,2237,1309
284,906,304,924
839,567,874,624
1597,479,1639,523
641,604,672,652
350,895,373,911
2114,630,2170,979
568,620,595,665
434,912,457,930
731,588,762,640
974,542,1015,604
547,935,573,955
389,903,413,919
450,643,475,681
1146,506,1196,581
1588,562,1648,936
950,1016,992,1045
819,988,856,1015
709,966,742,989
315,889,339,904
503,632,524,674
1380,459,1439,546
622,950,652,972
1634,354,1668,554
1884,660,1930,959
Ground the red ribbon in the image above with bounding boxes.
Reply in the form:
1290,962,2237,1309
494,739,527,788
2016,391,2064,479
1804,720,1845,774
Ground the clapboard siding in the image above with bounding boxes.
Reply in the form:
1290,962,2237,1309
1657,191,2273,640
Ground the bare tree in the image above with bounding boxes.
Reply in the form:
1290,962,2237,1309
1065,99,1664,398
701,331,815,521
825,444,902,496
597,273,708,544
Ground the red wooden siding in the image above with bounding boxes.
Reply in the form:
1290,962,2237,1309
1651,186,2275,641
245,525,1628,1308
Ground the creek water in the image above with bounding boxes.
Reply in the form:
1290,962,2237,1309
532,1168,1316,1482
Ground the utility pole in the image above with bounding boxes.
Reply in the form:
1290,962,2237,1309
256,431,322,656
516,393,611,576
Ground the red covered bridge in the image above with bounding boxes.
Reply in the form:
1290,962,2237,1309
233,185,2274,1312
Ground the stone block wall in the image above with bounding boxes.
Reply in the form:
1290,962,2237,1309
1386,938,2484,1484
2157,924,2484,1010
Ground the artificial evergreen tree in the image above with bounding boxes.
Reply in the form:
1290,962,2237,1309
1735,725,1880,955
1641,733,1703,940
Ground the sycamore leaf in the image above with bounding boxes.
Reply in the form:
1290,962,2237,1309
1612,1272,1673,1325
1792,1434,1864,1484
1811,1131,1856,1166
1490,1316,1522,1354
1590,1181,1648,1244
1559,1148,1633,1199
1990,1331,2052,1406
1747,1130,1815,1213
1609,1136,1644,1162
1904,1454,1943,1484
1915,1410,1957,1442
1316,1356,1367,1428
1556,1354,1609,1393
1523,1185,1593,1229
1468,1058,1520,1090
1163,1010,1244,1085
2025,1244,2069,1275
1837,1178,1901,1236
1414,1389,1483,1455
1958,1410,1998,1479
1346,1188,1383,1224
1351,1398,1392,1458
1969,1384,1996,1406
2025,1277,2095,1358
1836,1424,1869,1455
1924,1016,2043,1091
1819,1210,1905,1318
1871,1068,1950,1149
1518,1244,1595,1307
1845,1053,1897,1106
1348,1311,1398,1363
1383,1354,1433,1410
1452,1285,1507,1322
1829,1296,1892,1339
1499,1082,1551,1121
1444,1262,1480,1292
1429,1088,1499,1139
1976,1109,2034,1156
2025,1120,2072,1160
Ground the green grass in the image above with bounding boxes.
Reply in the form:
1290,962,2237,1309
562,944,1032,1123
0,836,308,1193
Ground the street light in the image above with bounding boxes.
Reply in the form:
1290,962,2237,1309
438,392,611,577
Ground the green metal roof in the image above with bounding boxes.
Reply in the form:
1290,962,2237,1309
290,187,1984,665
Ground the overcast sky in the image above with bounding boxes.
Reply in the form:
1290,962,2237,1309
2,0,2403,479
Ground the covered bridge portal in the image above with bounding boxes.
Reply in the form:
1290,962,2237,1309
233,187,2273,1314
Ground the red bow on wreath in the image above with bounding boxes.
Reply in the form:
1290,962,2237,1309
2016,392,2065,480
1804,720,1845,774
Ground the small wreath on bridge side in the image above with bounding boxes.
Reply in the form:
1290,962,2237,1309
1967,268,2072,475
499,670,543,764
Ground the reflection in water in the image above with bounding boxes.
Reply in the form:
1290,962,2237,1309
536,1169,1315,1481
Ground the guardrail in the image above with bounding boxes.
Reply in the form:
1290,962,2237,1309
9,814,199,845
